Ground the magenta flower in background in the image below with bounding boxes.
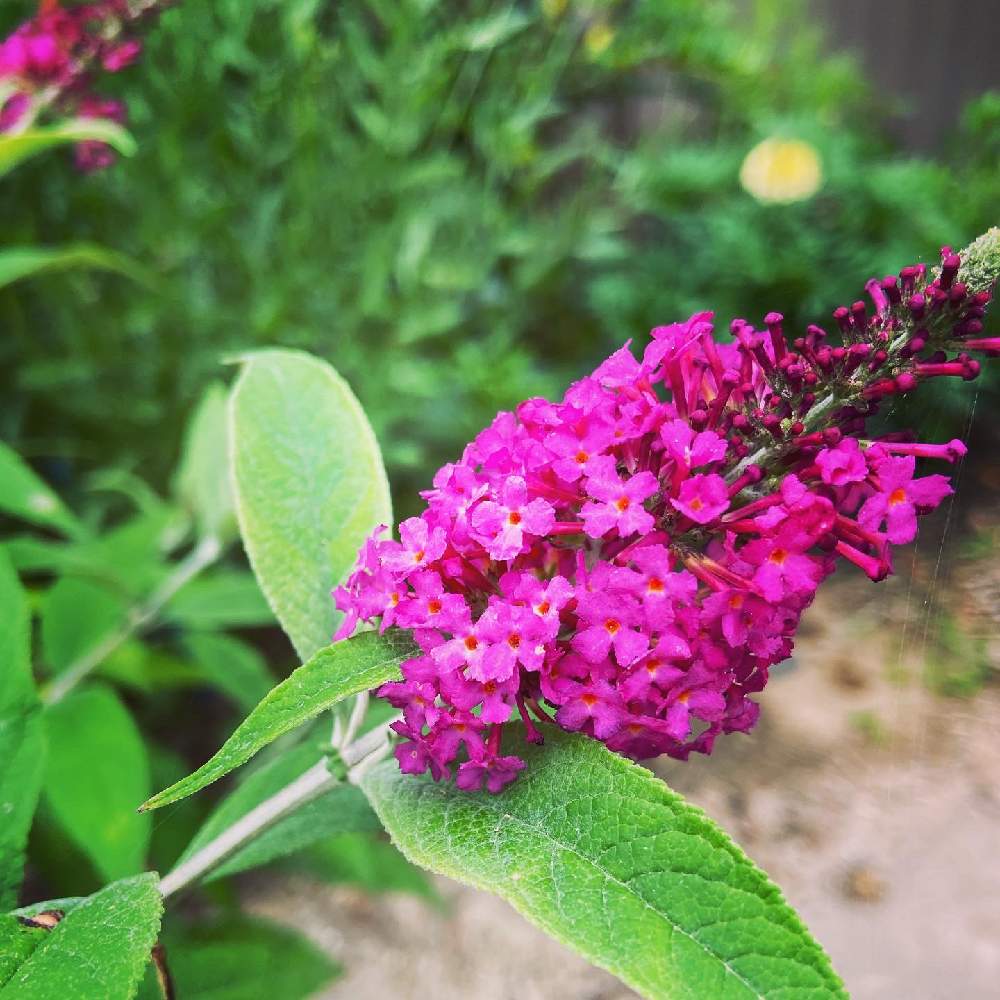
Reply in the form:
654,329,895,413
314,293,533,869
334,242,997,793
0,0,172,170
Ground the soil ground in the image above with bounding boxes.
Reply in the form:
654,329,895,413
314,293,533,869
245,502,1000,999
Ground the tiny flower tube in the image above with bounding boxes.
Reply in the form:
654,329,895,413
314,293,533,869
335,239,998,791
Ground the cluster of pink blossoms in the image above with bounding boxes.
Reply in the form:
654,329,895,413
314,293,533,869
0,0,169,170
336,242,997,793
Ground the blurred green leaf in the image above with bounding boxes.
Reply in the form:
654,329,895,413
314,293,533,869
166,571,273,630
136,916,338,1000
98,640,203,694
142,629,414,811
0,874,162,1000
229,349,391,660
40,576,127,677
0,118,136,179
69,509,177,599
174,737,379,882
460,9,531,51
174,382,236,542
364,725,845,999
182,632,273,712
0,549,44,909
42,685,151,881
0,244,150,292
0,440,84,540
291,832,437,901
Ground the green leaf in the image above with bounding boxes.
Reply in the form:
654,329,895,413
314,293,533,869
0,917,46,989
0,550,44,910
136,916,338,1000
42,686,151,881
363,726,846,1000
174,382,236,542
141,629,413,811
460,9,532,50
0,440,84,539
40,576,127,676
173,739,380,883
166,571,273,630
0,119,136,179
0,244,150,292
98,640,204,694
290,833,437,902
229,349,391,660
0,874,162,1000
182,632,273,712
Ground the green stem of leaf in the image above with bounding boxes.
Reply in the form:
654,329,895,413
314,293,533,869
157,718,397,900
158,758,337,899
43,534,222,706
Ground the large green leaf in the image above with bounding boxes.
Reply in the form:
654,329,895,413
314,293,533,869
0,551,44,909
173,739,380,882
42,686,151,881
135,916,338,1000
0,118,136,179
0,440,84,540
173,382,236,542
141,629,414,811
40,576,127,676
229,349,391,660
0,874,162,1000
363,726,846,1000
166,572,273,630
0,244,150,291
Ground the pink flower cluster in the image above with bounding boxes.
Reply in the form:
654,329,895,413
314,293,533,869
0,0,168,170
336,245,995,793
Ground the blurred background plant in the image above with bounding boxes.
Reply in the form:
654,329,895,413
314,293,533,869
1,378,434,997
1,0,995,518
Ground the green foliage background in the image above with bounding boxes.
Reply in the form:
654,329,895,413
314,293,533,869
1,0,996,514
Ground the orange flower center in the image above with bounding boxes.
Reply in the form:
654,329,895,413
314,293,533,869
604,618,621,634
647,577,664,593
536,600,551,615
575,450,589,465
581,693,598,707
769,547,788,565
615,496,630,512
507,633,521,649
427,599,442,614
413,549,425,563
889,487,907,506
508,511,522,525
464,635,479,651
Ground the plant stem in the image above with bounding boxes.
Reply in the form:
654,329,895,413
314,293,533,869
43,534,222,706
157,717,399,900
158,759,336,900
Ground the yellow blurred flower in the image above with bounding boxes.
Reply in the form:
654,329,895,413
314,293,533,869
584,20,615,57
739,138,823,204
541,0,568,20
